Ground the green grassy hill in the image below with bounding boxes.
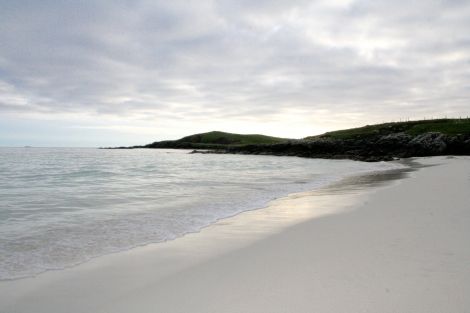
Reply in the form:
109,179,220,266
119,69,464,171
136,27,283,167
306,118,470,140
176,131,288,145
143,131,289,149
113,119,470,161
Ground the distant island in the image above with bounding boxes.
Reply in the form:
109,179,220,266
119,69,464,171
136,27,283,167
108,118,470,162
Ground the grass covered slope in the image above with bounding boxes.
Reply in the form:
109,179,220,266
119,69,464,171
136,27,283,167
307,118,470,140
177,131,288,145
114,119,470,161
222,118,470,161
144,131,289,149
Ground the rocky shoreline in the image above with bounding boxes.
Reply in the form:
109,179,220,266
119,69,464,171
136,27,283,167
190,132,470,162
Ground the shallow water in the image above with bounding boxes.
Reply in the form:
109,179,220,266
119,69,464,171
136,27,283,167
0,147,403,280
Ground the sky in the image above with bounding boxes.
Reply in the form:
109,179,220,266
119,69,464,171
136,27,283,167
1,0,469,147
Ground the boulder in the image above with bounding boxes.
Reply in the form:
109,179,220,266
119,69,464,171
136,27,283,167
409,132,447,154
377,132,412,146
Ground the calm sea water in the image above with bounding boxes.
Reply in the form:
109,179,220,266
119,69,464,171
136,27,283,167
0,148,402,280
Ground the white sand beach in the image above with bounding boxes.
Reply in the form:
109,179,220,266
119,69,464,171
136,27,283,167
1,156,469,313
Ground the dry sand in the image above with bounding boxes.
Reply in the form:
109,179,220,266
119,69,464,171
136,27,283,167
1,156,469,313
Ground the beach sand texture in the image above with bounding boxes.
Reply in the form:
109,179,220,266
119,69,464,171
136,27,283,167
1,156,469,313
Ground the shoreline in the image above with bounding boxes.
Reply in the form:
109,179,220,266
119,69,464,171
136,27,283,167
1,156,469,312
0,155,404,282
111,119,470,162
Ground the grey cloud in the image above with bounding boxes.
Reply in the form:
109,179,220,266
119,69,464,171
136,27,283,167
0,0,469,126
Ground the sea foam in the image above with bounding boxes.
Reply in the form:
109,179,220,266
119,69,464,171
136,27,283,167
0,147,404,280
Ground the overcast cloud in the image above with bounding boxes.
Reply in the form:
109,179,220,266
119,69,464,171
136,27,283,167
1,0,469,146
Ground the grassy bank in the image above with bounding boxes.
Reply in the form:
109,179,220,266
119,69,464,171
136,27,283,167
307,118,470,140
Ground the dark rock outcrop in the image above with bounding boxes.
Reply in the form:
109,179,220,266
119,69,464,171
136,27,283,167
408,132,447,155
200,132,470,162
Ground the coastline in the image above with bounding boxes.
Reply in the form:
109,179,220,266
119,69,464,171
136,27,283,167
0,151,402,282
114,119,470,162
1,156,469,312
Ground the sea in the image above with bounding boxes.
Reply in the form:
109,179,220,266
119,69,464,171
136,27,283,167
0,147,403,280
